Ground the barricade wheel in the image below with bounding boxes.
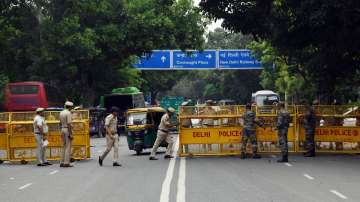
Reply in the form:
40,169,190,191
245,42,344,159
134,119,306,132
20,160,28,165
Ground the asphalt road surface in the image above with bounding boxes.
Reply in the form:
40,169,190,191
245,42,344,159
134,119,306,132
1,135,360,202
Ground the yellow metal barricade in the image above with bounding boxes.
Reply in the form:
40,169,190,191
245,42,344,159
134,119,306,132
8,110,90,163
71,110,90,159
256,105,297,153
179,105,298,157
179,105,244,157
297,105,360,153
0,113,10,163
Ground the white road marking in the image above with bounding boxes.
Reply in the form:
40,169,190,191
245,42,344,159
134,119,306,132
160,136,179,202
285,163,292,167
330,190,348,200
303,174,314,180
9,177,15,180
176,157,186,202
49,170,59,175
18,183,32,190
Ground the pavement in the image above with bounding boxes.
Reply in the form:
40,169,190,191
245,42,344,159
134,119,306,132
1,135,360,202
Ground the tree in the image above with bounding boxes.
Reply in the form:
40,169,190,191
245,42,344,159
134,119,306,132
166,28,261,104
0,0,205,105
200,0,360,103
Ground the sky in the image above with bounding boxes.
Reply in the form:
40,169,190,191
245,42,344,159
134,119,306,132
193,0,223,32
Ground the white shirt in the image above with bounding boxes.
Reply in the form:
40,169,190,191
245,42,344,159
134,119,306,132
33,115,46,134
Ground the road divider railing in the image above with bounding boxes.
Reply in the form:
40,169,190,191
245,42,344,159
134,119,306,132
7,110,90,164
178,105,360,157
0,113,10,163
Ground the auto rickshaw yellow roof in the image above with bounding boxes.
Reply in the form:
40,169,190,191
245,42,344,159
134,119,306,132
127,107,166,113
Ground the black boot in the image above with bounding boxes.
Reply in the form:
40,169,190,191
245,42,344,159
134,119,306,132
277,155,288,163
252,152,261,159
304,149,315,157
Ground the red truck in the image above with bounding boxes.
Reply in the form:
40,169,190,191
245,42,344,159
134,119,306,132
3,81,49,111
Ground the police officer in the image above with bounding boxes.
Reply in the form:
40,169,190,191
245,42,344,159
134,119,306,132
276,102,291,163
60,101,74,167
303,101,317,157
33,108,51,166
240,103,263,159
98,107,121,166
149,107,176,160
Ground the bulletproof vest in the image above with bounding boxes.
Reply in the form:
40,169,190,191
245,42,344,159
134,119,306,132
244,110,256,130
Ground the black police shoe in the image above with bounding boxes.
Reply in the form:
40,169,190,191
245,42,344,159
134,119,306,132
252,153,261,159
149,156,158,160
44,162,52,165
164,155,174,159
98,156,103,166
277,155,288,163
113,162,121,167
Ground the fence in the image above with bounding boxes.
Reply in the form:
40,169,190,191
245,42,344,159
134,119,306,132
178,105,360,157
0,110,90,164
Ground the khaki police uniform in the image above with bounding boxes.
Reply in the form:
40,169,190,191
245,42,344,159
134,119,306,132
100,114,119,162
33,114,47,164
60,109,73,165
150,113,174,157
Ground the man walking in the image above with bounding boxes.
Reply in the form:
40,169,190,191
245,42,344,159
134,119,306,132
99,107,121,166
303,102,317,157
240,103,263,159
276,102,291,163
33,108,51,166
60,101,74,167
149,107,176,160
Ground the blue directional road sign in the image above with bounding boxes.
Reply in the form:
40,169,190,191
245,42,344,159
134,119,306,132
219,50,262,69
133,50,171,69
173,50,216,69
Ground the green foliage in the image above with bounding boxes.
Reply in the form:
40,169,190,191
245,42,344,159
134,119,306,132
0,74,9,105
201,0,360,103
0,0,205,106
248,40,316,104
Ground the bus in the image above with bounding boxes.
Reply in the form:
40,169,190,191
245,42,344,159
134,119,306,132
4,81,49,111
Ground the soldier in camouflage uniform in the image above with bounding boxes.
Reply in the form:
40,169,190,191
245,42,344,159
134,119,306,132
303,102,317,157
276,102,291,163
241,103,263,159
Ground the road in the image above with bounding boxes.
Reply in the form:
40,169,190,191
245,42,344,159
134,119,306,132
1,135,360,202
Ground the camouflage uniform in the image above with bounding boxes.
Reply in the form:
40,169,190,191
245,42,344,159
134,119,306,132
241,110,262,155
304,107,316,154
277,109,291,157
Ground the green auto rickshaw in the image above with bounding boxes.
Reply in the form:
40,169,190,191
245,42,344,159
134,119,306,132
125,107,168,155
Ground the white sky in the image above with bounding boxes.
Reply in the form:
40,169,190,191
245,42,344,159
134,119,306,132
193,0,223,32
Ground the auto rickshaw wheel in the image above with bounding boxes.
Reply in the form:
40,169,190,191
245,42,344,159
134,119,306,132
20,160,28,165
135,145,143,156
